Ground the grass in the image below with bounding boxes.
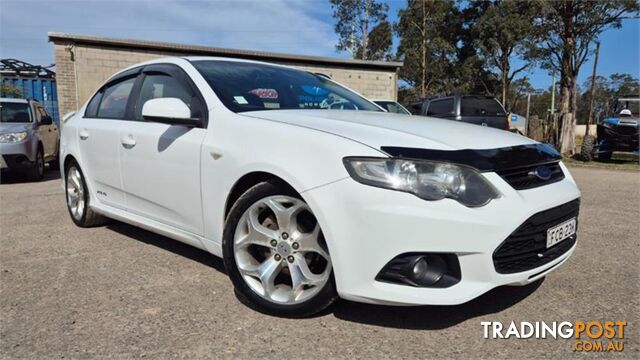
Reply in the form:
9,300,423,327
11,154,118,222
563,156,640,171
567,135,639,171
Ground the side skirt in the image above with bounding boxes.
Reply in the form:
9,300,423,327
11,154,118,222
90,202,223,258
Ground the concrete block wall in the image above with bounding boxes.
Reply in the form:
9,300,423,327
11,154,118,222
53,43,398,120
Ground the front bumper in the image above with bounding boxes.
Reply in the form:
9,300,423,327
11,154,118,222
302,162,581,306
0,139,37,170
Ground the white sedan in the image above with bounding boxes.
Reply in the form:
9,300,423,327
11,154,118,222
60,57,581,317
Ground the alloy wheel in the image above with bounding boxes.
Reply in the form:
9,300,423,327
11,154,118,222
233,195,331,304
66,166,85,221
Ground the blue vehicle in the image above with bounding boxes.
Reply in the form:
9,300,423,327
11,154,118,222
581,97,639,161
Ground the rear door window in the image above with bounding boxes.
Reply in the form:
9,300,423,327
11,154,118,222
427,99,454,116
97,77,136,119
461,97,506,116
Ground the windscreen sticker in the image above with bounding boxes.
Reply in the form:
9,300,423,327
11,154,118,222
234,96,248,105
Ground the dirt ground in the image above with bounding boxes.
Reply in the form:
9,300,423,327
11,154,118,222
1,166,638,359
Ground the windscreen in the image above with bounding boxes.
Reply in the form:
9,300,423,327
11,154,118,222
0,102,31,123
192,60,381,113
460,96,506,116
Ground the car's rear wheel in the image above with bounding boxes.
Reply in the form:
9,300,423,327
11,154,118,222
65,161,107,227
27,147,45,181
223,180,336,317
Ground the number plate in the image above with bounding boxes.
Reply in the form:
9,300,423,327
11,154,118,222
546,217,576,248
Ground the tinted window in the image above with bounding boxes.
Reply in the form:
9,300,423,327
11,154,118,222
427,99,454,116
134,74,197,120
461,97,506,116
85,90,103,117
97,77,136,119
0,102,31,123
192,60,380,113
37,107,48,121
375,101,410,115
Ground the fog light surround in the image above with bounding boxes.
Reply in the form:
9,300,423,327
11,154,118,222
375,253,461,288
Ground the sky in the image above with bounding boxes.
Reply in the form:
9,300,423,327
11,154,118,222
1,0,638,92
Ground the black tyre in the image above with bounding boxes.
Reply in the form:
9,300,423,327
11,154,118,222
599,150,612,161
222,180,337,317
64,161,108,227
27,146,45,181
580,135,596,162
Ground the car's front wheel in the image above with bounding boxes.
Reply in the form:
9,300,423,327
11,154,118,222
27,147,45,181
223,180,336,317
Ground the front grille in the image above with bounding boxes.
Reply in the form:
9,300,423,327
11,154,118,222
493,199,580,274
496,162,565,190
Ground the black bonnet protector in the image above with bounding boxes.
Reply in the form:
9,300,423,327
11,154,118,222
380,143,562,172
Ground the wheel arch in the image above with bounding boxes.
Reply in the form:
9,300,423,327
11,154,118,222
63,154,78,172
224,171,297,220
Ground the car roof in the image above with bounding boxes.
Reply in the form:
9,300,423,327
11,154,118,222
118,56,300,73
0,98,29,104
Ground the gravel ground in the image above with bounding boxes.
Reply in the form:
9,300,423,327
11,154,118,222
1,166,638,359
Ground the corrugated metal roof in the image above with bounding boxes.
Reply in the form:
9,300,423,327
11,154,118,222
48,32,403,71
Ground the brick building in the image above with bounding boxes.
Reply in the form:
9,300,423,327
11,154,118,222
48,32,402,120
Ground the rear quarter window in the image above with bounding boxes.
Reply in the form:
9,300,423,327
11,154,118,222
461,97,506,116
85,90,103,118
427,99,454,116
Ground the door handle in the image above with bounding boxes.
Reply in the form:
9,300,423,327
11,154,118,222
121,135,136,149
79,130,89,140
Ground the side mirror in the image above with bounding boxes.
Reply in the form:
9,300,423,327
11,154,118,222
40,115,53,125
142,98,200,127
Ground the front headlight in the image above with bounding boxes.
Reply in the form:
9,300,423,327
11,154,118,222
343,157,500,207
0,131,28,143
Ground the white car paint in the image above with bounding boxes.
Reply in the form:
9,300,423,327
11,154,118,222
60,56,581,306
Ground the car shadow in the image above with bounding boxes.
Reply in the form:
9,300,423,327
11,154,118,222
105,221,226,275
0,165,60,184
330,279,544,330
102,220,541,329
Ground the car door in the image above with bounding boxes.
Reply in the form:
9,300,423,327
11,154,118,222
34,105,57,158
77,69,141,210
119,64,207,235
32,104,52,158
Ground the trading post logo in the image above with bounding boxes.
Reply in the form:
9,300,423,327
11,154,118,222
481,321,627,352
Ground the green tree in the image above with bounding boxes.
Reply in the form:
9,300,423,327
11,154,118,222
576,73,639,124
608,73,640,96
357,20,393,60
0,83,23,98
473,0,540,109
534,0,639,154
329,0,389,60
455,1,499,96
395,0,458,98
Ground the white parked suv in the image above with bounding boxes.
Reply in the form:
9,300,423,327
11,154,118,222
60,57,581,316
